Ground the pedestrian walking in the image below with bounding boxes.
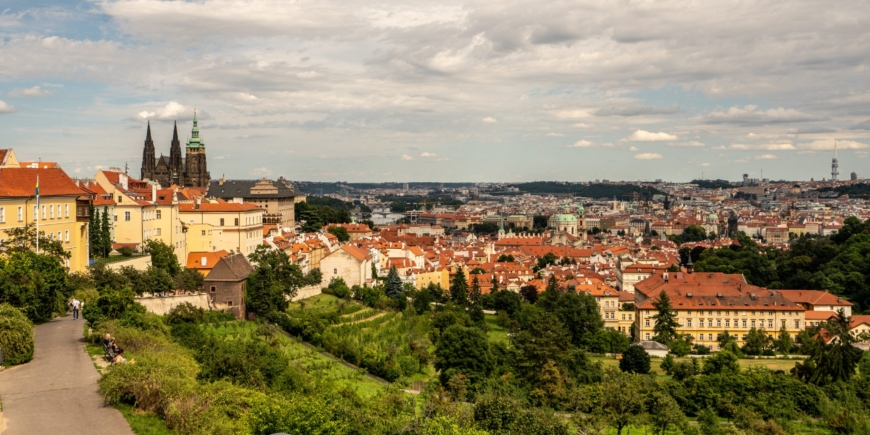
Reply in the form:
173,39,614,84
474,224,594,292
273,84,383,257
71,298,81,320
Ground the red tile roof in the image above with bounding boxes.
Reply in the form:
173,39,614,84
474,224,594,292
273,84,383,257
186,250,229,269
179,202,261,212
0,168,86,197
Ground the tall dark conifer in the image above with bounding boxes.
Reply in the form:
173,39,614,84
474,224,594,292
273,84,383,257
450,267,468,306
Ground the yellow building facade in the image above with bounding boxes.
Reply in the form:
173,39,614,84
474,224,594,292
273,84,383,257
0,166,91,272
179,201,264,255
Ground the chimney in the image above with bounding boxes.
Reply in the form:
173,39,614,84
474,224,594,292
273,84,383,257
152,183,157,203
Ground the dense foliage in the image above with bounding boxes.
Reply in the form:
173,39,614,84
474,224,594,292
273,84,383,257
0,250,72,322
0,303,35,365
696,219,870,312
506,182,663,199
295,200,352,233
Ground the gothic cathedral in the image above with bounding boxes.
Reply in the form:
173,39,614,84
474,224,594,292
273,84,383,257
140,112,210,188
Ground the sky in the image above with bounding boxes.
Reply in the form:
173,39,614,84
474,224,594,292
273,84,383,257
1,0,869,183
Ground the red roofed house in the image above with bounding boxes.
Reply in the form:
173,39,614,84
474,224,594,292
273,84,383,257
0,164,92,271
186,250,230,276
179,199,264,256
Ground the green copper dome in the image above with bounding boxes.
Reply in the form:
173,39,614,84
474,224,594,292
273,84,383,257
554,213,578,223
186,110,205,149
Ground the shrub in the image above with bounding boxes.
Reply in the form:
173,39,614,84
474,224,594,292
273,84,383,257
99,348,199,415
619,345,651,374
324,277,351,299
166,302,206,325
0,303,34,365
83,288,145,327
246,393,348,435
119,247,134,257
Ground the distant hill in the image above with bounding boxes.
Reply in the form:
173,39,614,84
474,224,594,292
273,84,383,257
292,182,473,194
691,179,735,189
506,182,663,199
818,183,870,198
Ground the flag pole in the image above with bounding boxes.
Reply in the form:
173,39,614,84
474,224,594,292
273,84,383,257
35,175,39,254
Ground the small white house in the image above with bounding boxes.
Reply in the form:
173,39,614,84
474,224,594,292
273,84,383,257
634,341,669,358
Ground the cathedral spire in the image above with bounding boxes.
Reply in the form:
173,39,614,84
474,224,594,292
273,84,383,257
172,120,179,142
141,120,156,180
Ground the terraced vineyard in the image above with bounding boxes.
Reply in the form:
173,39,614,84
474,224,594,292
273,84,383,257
283,294,435,383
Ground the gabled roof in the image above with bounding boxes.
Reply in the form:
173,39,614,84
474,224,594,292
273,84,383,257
207,178,296,199
777,290,853,307
186,250,229,269
0,168,87,197
204,254,254,281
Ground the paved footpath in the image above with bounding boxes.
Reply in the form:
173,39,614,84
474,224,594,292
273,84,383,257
0,314,134,435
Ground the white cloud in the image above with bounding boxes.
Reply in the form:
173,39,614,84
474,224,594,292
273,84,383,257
401,154,414,160
546,132,564,137
629,146,639,151
798,140,868,150
297,71,320,79
420,152,437,157
635,153,663,160
481,117,498,123
566,140,593,148
702,105,823,125
700,162,711,167
755,154,778,160
623,130,678,141
729,143,795,150
572,123,593,129
250,167,272,176
0,100,15,114
135,102,202,122
668,141,704,147
8,86,50,97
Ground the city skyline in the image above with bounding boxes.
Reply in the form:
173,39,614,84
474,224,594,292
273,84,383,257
1,0,869,182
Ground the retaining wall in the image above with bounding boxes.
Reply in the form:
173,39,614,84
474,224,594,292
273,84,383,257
135,293,211,316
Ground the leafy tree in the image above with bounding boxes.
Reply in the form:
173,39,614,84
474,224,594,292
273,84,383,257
741,327,771,355
519,285,538,304
553,291,605,348
599,370,646,435
176,268,204,292
0,222,69,260
246,246,315,316
794,309,863,385
652,290,680,345
702,350,740,375
450,267,468,306
496,254,514,262
585,328,631,354
647,390,686,435
535,252,558,270
619,345,650,374
774,325,794,354
513,311,573,375
82,287,145,327
142,266,174,295
468,275,484,323
327,226,350,243
434,325,494,389
144,239,181,276
413,284,435,314
0,250,71,322
491,289,521,317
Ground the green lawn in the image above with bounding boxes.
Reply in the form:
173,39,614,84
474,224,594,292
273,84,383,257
484,314,509,344
117,403,180,435
287,293,342,311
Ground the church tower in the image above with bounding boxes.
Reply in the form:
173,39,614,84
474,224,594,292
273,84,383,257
184,110,210,187
169,121,184,186
141,121,156,180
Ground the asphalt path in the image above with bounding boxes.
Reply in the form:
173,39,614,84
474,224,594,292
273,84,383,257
0,314,133,435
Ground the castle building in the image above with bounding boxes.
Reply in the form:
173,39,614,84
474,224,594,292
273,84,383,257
140,112,210,188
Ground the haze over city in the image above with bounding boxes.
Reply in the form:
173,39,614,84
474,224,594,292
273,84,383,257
1,0,869,181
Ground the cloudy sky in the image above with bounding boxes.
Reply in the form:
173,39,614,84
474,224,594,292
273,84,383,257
1,0,869,182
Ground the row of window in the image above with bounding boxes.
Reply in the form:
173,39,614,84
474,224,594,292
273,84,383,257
644,318,800,329
647,310,800,317
217,216,263,227
0,205,72,224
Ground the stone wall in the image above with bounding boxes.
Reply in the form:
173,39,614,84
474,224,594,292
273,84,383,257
106,255,152,272
135,293,211,316
292,284,323,301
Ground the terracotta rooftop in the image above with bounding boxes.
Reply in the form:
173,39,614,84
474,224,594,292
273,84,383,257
0,168,87,197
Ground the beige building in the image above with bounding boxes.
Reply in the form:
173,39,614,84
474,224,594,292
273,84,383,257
0,164,91,272
634,272,807,350
94,170,187,260
179,201,264,256
207,177,296,226
320,245,373,287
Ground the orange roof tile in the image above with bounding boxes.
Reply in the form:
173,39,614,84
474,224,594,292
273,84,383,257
0,168,86,197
